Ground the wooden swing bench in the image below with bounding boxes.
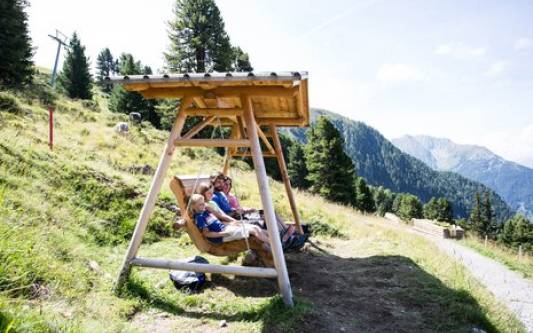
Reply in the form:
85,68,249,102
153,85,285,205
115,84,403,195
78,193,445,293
169,175,274,266
110,71,310,306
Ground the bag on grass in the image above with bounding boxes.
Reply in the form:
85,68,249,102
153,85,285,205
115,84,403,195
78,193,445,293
169,256,209,292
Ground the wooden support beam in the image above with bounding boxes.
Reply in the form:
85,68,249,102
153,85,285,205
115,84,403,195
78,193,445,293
174,138,251,148
182,116,216,139
115,96,193,292
243,95,293,307
256,117,306,126
131,257,278,278
184,108,244,117
257,125,276,155
270,124,304,235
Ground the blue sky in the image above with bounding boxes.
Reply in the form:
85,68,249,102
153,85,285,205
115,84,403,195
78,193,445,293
28,0,533,167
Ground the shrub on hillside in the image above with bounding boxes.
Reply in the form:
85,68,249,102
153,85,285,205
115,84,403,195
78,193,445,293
0,92,22,114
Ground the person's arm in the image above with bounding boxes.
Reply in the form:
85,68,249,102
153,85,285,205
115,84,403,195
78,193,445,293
207,202,236,223
201,228,231,238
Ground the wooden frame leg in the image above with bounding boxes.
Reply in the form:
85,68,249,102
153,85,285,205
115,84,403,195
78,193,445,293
270,124,304,234
243,95,294,307
114,96,192,292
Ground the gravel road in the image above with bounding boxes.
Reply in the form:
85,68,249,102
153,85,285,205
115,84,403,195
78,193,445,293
419,231,533,332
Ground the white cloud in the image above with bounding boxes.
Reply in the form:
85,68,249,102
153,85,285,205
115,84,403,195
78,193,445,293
376,64,424,83
485,61,508,77
514,38,532,50
435,42,486,59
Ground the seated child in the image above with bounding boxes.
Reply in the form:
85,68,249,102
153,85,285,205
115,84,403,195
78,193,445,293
188,194,270,248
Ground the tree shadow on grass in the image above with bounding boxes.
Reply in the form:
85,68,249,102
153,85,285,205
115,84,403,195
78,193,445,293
123,245,499,333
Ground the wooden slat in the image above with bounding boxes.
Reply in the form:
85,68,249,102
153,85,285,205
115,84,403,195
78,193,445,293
131,257,278,278
174,138,251,148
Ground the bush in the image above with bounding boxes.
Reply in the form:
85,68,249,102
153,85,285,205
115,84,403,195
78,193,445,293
0,92,22,114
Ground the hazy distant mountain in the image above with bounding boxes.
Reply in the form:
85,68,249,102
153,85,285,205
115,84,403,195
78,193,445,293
285,109,513,221
392,135,533,218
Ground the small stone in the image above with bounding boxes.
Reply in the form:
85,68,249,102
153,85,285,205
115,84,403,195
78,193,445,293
472,328,487,333
219,320,227,328
340,327,346,332
88,260,100,272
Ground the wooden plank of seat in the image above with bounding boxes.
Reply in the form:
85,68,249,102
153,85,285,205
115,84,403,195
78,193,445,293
169,176,274,266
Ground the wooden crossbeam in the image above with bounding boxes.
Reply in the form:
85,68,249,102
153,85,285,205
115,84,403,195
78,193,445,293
138,86,299,99
174,138,251,148
131,257,278,278
182,116,216,139
184,108,244,117
231,151,277,158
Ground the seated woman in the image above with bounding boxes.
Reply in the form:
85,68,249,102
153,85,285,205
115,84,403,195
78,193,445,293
188,193,270,250
196,182,237,223
207,174,298,244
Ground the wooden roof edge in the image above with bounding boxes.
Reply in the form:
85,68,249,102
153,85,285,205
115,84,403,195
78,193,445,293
104,71,308,84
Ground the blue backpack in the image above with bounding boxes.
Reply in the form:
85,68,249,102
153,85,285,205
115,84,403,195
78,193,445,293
169,256,208,292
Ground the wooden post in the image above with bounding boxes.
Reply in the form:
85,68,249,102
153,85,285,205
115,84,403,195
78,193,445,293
48,106,54,150
114,96,192,292
243,95,293,307
484,235,488,247
518,245,523,261
270,124,303,234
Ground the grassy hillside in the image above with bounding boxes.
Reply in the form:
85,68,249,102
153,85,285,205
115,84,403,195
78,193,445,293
0,76,525,332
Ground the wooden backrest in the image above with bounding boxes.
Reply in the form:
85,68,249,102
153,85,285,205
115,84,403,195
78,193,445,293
169,175,212,253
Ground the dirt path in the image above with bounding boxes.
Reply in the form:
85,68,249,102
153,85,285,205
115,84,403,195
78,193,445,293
412,229,533,333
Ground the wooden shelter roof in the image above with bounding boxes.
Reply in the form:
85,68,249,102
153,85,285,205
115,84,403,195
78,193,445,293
105,71,309,127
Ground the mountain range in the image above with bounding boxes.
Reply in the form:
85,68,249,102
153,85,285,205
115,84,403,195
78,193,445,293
392,135,533,219
285,109,513,222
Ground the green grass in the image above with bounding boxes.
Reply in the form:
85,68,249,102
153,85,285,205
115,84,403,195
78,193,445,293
460,236,533,279
0,76,526,332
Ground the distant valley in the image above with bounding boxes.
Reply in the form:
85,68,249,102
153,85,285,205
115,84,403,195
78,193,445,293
285,109,513,221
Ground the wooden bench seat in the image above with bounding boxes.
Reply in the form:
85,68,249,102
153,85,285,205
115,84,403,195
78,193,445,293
169,175,273,266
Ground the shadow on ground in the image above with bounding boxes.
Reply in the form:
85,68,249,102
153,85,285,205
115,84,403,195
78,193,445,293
126,244,497,333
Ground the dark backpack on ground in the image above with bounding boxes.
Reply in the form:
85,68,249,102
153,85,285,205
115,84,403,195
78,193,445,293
169,256,209,293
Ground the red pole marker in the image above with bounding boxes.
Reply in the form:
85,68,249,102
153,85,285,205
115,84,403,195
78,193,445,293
49,106,54,150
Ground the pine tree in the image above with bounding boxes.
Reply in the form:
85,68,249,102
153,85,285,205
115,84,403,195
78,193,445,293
305,116,356,206
165,0,235,73
58,33,92,99
232,46,253,72
96,48,117,93
372,186,393,216
423,197,439,220
0,0,34,87
436,197,453,222
287,143,309,189
397,194,423,220
355,177,375,212
109,53,160,127
469,193,484,236
481,191,496,237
